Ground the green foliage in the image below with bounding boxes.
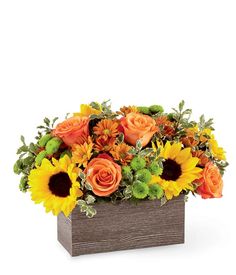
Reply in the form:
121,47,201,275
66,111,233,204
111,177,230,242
171,100,194,138
132,181,149,199
89,101,101,110
138,148,154,157
215,160,229,175
160,196,168,206
85,194,96,204
77,199,97,218
14,135,39,192
19,175,29,192
130,156,146,171
117,133,124,144
36,117,58,136
198,115,214,131
90,100,118,120
148,184,164,200
123,185,133,199
135,169,152,183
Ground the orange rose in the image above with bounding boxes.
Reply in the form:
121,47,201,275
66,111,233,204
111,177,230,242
120,112,158,147
196,162,223,199
53,116,89,146
86,156,121,196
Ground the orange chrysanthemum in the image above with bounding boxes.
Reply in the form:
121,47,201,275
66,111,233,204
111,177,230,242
192,150,209,167
94,119,119,138
181,127,199,147
110,143,133,165
156,116,175,138
94,136,116,152
118,105,138,116
71,141,93,167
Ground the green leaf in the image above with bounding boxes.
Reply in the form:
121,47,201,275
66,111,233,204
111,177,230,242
182,109,192,115
90,101,101,110
85,194,96,205
178,100,185,112
136,140,142,151
85,182,93,191
123,185,132,199
138,148,153,157
86,206,97,218
184,195,189,202
19,175,29,192
77,199,86,206
80,205,88,212
79,172,86,180
16,145,28,154
29,143,38,153
117,133,124,144
52,117,59,127
20,135,26,145
128,148,137,155
160,196,167,206
44,117,50,126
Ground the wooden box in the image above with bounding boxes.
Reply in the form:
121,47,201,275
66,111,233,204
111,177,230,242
57,195,185,256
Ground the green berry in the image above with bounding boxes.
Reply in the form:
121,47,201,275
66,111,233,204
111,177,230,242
132,181,149,199
60,150,72,158
148,161,163,176
130,157,146,171
38,134,52,147
148,184,164,199
149,105,164,114
35,150,47,166
45,137,62,155
135,168,152,183
137,106,150,115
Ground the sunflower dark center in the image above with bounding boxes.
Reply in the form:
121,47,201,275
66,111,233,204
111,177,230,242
161,159,181,181
49,172,72,197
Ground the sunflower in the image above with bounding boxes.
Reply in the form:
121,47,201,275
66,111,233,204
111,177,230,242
28,155,83,217
71,141,93,167
208,138,226,160
151,141,202,200
73,104,102,117
110,143,133,164
93,119,119,138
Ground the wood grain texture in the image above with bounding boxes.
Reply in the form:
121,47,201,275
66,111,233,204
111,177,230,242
57,195,185,256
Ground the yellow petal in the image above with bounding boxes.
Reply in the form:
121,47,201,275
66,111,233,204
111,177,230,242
169,142,182,160
175,147,191,164
181,157,199,172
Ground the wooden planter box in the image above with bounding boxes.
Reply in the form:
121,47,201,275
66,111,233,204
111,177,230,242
57,195,185,256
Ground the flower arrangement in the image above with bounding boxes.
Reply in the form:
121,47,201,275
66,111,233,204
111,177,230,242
14,101,228,218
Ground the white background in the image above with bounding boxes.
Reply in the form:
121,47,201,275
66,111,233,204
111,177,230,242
0,1,235,274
